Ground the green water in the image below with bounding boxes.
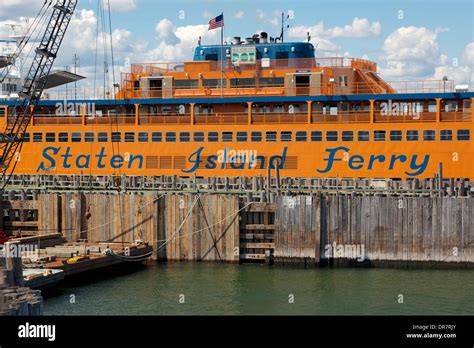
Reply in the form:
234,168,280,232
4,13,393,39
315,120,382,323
42,263,474,315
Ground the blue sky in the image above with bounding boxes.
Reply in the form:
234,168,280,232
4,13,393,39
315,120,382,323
1,0,473,89
96,0,473,59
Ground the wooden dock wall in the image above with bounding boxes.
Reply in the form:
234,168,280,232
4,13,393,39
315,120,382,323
158,195,240,262
37,193,240,262
12,191,474,267
274,196,321,266
321,195,474,266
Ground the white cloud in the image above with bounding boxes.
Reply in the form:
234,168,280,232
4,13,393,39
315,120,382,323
326,17,381,38
233,10,245,19
147,19,219,61
432,42,474,84
107,0,137,12
288,18,381,56
378,26,473,84
378,26,444,79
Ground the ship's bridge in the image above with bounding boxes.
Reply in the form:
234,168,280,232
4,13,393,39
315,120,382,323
193,39,316,63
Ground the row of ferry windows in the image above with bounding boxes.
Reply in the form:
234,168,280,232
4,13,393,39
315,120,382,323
20,129,471,143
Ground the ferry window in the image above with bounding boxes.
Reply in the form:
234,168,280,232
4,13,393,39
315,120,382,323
444,101,458,112
251,132,262,142
151,132,162,142
23,133,30,142
326,131,338,142
58,133,68,142
374,130,386,142
161,106,171,115
205,53,218,61
342,131,354,141
71,132,81,142
222,132,233,142
428,102,437,112
202,79,226,88
174,79,198,89
125,132,135,142
457,129,470,141
208,132,219,142
230,78,255,88
276,51,289,67
133,80,140,91
259,77,284,87
98,132,108,142
423,130,436,141
358,131,370,141
237,132,248,142
244,104,257,114
194,132,205,142
281,131,292,142
111,132,121,142
406,130,419,141
180,132,190,142
288,104,300,114
266,131,277,142
33,133,42,143
45,133,55,142
84,132,94,142
296,131,307,142
274,105,285,113
340,103,349,112
390,130,402,141
166,132,176,142
259,105,271,113
202,106,214,115
138,132,148,142
338,75,348,87
311,131,322,141
329,107,338,115
440,130,452,141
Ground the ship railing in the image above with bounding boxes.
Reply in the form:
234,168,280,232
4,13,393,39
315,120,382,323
7,110,471,127
10,113,137,126
129,57,377,72
252,112,308,124
139,113,191,124
194,113,248,125
311,111,371,123
39,81,472,101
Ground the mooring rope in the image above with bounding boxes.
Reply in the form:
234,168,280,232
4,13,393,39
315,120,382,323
154,194,201,252
153,201,253,246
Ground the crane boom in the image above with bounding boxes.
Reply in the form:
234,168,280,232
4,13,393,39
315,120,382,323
0,0,78,182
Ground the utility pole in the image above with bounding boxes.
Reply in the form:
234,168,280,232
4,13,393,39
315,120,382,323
72,53,80,99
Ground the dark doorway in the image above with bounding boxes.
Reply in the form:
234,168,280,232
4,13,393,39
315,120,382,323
295,75,310,96
149,79,163,98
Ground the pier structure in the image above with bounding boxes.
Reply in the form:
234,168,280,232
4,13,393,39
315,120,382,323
0,174,472,267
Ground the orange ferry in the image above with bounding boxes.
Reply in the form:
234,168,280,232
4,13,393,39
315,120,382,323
0,32,473,179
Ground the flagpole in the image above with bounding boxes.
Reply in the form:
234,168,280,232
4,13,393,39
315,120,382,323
220,12,224,98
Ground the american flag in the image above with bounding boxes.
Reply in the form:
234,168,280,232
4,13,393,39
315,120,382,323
208,14,224,30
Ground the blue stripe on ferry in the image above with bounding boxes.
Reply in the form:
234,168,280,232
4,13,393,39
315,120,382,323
1,92,474,106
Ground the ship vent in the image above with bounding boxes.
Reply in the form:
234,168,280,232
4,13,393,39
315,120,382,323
174,156,186,169
160,156,172,169
146,156,158,169
283,156,298,170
